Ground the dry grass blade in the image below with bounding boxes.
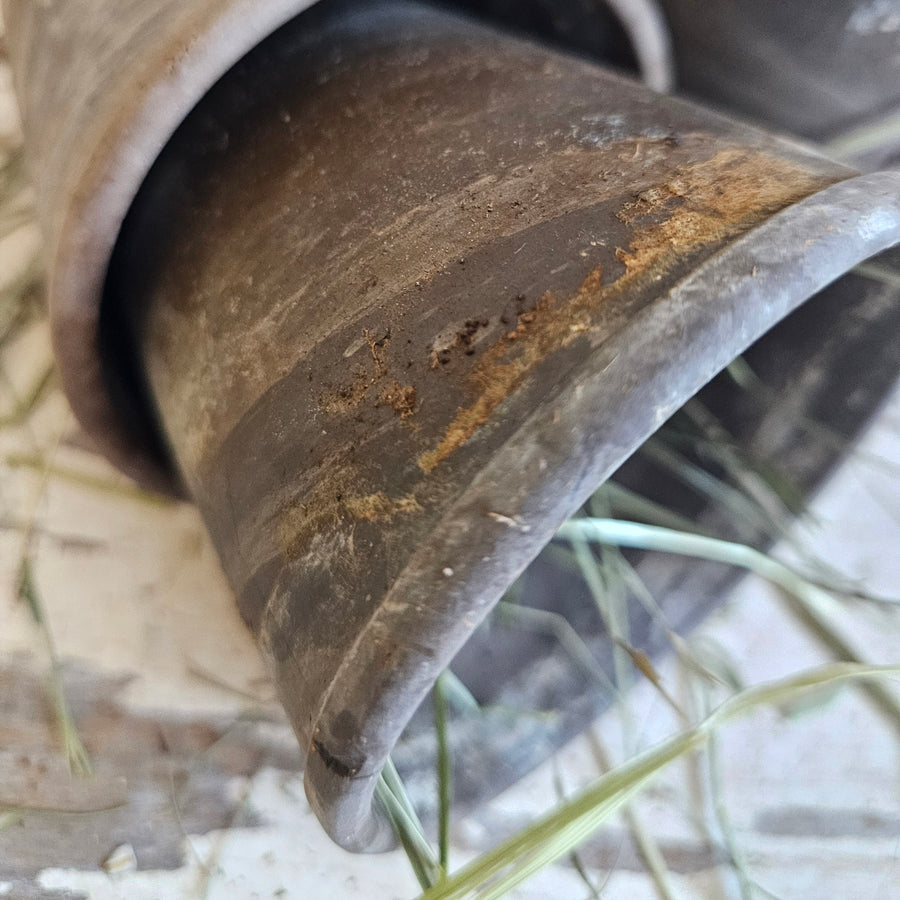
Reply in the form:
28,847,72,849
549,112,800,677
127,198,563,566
11,410,94,777
17,557,93,776
4,452,172,507
0,363,54,427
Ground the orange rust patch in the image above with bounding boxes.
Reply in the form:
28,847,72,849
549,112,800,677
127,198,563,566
418,148,834,473
344,491,422,521
418,275,598,474
615,147,829,275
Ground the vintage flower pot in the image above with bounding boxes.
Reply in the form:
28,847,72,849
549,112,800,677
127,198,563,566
5,0,900,851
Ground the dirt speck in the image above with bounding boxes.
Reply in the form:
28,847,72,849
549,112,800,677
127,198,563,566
376,381,417,418
318,371,373,415
318,328,397,416
429,317,492,368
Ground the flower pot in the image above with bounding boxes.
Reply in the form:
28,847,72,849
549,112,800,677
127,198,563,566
5,0,900,852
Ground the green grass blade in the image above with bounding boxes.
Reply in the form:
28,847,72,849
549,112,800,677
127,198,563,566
495,601,619,697
642,439,774,536
706,726,753,900
0,809,23,831
422,664,900,900
853,260,900,289
602,481,704,535
434,672,452,875
556,518,833,611
681,399,807,518
441,669,480,716
376,759,441,891
557,518,900,732
824,112,900,164
588,730,680,900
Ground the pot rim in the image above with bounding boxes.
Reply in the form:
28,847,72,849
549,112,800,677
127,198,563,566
38,0,318,493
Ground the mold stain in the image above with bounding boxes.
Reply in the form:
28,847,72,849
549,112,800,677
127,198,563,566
418,147,835,473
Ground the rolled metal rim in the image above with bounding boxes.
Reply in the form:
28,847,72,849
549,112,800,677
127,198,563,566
304,171,900,851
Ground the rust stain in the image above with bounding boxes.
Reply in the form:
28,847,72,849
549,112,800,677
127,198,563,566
418,148,833,473
376,380,417,418
615,147,828,274
344,491,422,521
418,275,598,473
278,463,422,559
318,328,400,416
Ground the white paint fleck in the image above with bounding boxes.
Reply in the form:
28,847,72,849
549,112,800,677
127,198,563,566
487,511,531,532
342,333,368,358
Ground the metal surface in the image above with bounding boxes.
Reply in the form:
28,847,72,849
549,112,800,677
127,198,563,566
452,0,673,91
96,1,900,851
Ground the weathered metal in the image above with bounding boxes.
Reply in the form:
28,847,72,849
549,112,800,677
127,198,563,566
6,0,900,853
